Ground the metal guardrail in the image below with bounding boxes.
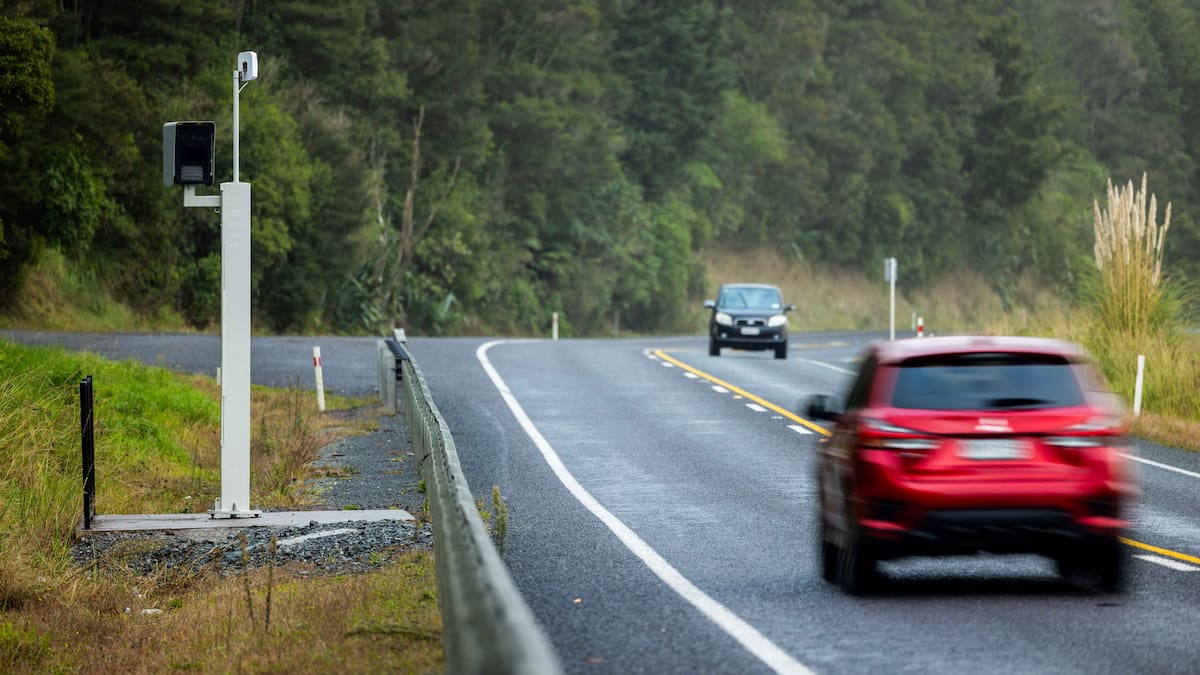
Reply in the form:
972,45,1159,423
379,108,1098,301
400,344,562,675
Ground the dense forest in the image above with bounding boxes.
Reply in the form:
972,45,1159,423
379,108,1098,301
2,0,1198,335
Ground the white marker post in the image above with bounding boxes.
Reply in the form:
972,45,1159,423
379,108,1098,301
1133,354,1146,417
884,257,897,341
313,346,326,412
917,316,924,338
552,312,559,340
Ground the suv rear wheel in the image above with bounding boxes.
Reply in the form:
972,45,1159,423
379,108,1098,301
1056,536,1128,593
1093,537,1128,592
819,513,837,583
836,514,878,594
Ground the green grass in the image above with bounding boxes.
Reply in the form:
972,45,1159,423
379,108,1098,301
0,248,190,332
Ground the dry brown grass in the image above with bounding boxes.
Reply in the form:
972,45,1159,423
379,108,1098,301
697,245,1067,335
1092,173,1173,333
8,550,441,674
158,375,386,512
987,298,1200,453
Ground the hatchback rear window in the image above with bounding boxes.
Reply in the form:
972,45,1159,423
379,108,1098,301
889,352,1085,410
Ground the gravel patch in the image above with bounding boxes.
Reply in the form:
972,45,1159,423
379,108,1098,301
71,407,431,578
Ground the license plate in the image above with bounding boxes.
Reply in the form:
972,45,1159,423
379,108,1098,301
741,327,761,336
960,439,1025,460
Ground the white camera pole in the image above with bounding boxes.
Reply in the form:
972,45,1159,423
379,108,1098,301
173,53,259,518
209,52,260,518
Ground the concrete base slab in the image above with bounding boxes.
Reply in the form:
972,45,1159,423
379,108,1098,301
79,509,414,535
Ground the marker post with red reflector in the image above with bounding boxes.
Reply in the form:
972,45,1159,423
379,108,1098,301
313,346,326,412
917,317,924,338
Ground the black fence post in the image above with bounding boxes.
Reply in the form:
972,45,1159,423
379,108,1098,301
80,375,95,530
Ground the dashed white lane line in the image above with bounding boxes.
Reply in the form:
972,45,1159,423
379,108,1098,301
746,403,767,413
1135,554,1200,572
712,385,730,394
662,362,675,368
788,425,813,435
480,341,815,675
684,372,699,379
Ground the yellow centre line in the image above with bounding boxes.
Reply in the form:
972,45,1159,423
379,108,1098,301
653,349,830,436
654,348,1200,566
1121,537,1200,565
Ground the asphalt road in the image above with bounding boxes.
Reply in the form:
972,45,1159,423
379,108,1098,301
6,329,1200,674
414,333,1200,675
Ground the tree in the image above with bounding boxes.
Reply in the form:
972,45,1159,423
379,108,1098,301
611,0,734,198
0,16,55,296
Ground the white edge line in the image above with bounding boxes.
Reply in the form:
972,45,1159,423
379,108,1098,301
1120,453,1200,479
1134,554,1199,572
477,340,814,675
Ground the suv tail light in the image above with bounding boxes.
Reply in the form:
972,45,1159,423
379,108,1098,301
860,417,940,451
1043,416,1127,448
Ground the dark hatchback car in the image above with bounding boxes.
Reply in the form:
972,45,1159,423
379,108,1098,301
805,336,1137,594
704,283,795,359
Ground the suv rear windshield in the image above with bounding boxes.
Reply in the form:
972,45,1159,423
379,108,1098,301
889,352,1085,411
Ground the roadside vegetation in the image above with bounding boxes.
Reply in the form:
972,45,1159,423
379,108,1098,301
994,175,1200,451
7,3,1200,338
0,340,441,672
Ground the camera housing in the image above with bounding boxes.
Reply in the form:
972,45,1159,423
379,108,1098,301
163,121,216,186
237,51,258,82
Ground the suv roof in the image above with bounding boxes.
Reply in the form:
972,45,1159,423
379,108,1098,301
719,282,780,290
870,335,1089,365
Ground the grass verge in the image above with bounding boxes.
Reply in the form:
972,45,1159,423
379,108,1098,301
0,339,442,672
995,309,1200,451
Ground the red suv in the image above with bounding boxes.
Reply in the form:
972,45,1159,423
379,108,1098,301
805,336,1136,594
